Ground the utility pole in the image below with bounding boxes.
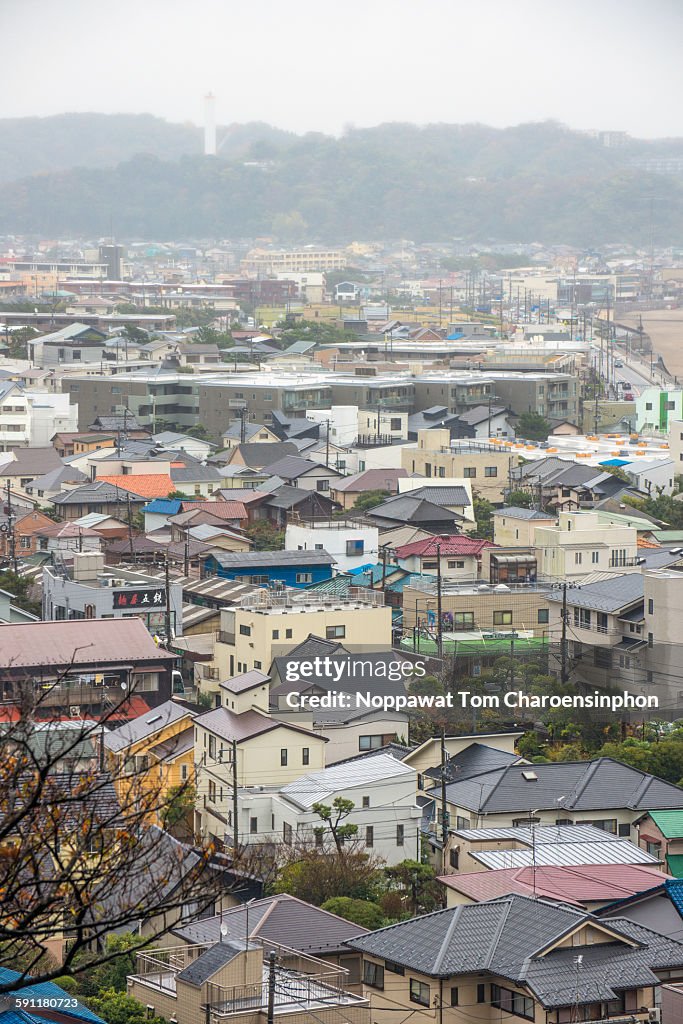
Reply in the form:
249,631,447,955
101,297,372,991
380,544,387,591
6,480,16,574
184,530,190,577
440,729,449,875
266,951,276,1024
232,739,239,855
561,581,569,684
164,554,173,643
325,416,330,468
126,491,135,563
435,541,443,660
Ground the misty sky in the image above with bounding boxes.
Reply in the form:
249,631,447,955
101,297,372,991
2,0,682,138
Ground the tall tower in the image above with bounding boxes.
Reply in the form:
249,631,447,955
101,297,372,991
204,93,217,156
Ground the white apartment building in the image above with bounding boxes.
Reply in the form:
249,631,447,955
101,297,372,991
534,510,639,581
285,519,379,572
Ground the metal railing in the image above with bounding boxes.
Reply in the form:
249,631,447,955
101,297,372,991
239,588,384,610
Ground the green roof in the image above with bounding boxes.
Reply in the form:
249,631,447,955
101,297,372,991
667,854,683,877
400,635,548,655
652,530,683,542
650,809,683,839
596,511,656,531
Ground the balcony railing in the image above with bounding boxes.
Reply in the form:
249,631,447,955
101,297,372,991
239,588,385,611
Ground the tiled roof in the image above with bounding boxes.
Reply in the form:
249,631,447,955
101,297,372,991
492,505,555,520
333,468,408,493
195,706,325,744
208,549,334,569
546,574,643,613
0,969,104,1024
650,809,683,839
0,618,175,670
98,473,175,498
179,500,248,520
395,535,494,558
219,669,270,694
104,699,195,753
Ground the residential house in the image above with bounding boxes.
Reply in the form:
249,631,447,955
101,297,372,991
394,535,494,581
0,969,107,1024
347,893,683,1024
261,484,340,528
285,518,379,572
403,431,516,503
193,703,327,847
365,492,465,534
221,421,280,448
0,446,64,495
52,480,148,520
331,468,409,510
97,472,175,500
240,752,422,864
257,454,344,494
402,731,523,775
534,510,639,581
104,698,196,824
225,441,301,470
36,521,104,556
492,506,556,547
127,936,369,1024
437,862,669,910
636,810,683,876
204,549,335,589
599,876,683,940
397,480,475,526
169,892,368,985
1,508,57,559
25,463,90,502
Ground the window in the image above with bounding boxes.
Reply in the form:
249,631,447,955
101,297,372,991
396,824,404,846
239,624,251,636
463,467,477,478
618,823,631,837
272,629,279,639
359,735,383,750
596,612,608,633
574,608,591,629
574,551,582,565
365,826,374,847
20,537,30,549
208,780,216,803
493,610,512,625
363,961,384,990
390,417,402,431
296,573,313,584
280,749,288,766
449,848,459,869
581,818,617,834
250,817,258,834
346,539,365,556
448,560,465,569
484,466,498,478
453,611,474,630
451,988,459,1007
316,479,330,492
410,980,430,1007
491,985,534,1020
646,839,661,857
477,984,486,1003
302,747,310,765
591,551,599,564
283,822,293,845
456,815,471,829
326,625,346,639
537,608,549,624
648,598,654,614
181,764,188,781
386,962,404,976
209,735,216,759
285,629,293,639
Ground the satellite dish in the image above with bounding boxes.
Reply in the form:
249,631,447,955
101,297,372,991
121,681,128,690
220,924,228,937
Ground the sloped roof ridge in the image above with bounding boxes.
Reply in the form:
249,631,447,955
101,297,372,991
564,757,604,809
432,904,465,973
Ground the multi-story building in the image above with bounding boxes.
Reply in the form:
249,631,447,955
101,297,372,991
403,430,519,503
412,375,496,416
212,588,392,679
533,510,639,581
285,518,379,572
66,370,200,431
242,248,347,273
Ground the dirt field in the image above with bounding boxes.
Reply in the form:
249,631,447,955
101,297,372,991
622,310,683,379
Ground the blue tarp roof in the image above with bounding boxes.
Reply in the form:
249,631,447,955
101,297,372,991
0,970,105,1024
143,498,183,515
598,458,631,467
445,331,464,340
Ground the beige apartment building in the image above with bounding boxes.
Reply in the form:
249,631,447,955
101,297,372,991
492,506,556,547
403,430,518,503
212,589,392,679
534,510,638,581
242,249,347,273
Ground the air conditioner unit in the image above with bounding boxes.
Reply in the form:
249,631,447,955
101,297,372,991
648,1010,661,1023
69,705,81,718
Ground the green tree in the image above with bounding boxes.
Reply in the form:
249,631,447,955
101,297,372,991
517,412,552,441
0,570,41,616
86,989,167,1024
161,783,197,831
472,496,495,539
352,490,390,513
505,489,532,508
312,797,358,853
320,896,385,929
383,859,441,916
271,849,381,905
245,521,285,551
74,934,143,995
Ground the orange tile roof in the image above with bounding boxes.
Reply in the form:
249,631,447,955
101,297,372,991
637,537,661,549
99,473,175,498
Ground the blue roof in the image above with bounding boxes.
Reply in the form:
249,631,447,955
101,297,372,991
0,970,104,1024
143,498,182,515
665,878,683,916
445,331,464,340
598,458,630,467
346,563,376,576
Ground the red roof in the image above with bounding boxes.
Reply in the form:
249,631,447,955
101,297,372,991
395,535,495,558
180,500,248,520
99,473,175,498
0,695,151,723
438,864,669,905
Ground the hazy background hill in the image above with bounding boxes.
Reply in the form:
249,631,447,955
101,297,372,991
0,114,681,244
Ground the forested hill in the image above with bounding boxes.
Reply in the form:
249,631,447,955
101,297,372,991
1,116,681,244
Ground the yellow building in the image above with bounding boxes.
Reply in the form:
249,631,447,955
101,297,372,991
104,699,196,825
403,431,518,503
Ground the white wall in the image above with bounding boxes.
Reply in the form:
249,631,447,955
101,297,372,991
285,521,379,571
306,406,359,447
27,393,78,446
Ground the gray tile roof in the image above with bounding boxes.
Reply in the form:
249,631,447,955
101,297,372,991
104,700,196,753
209,549,335,569
368,494,462,525
546,574,644,612
52,480,147,505
219,669,270,695
231,442,300,469
262,454,342,481
195,706,324,744
347,895,683,1007
174,893,369,955
176,940,246,984
493,506,554,520
423,742,524,784
433,757,683,814
403,486,470,507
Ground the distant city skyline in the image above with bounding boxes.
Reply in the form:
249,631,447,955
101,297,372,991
2,0,682,139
